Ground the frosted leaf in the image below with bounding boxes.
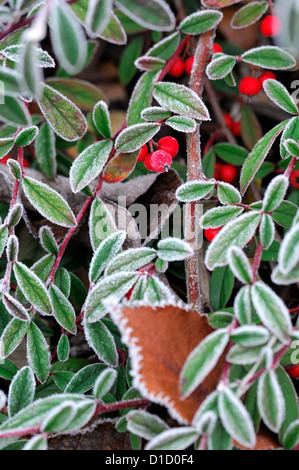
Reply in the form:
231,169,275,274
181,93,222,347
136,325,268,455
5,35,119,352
166,115,197,133
201,206,244,229
54,268,71,299
39,226,59,255
280,117,299,160
143,276,176,304
259,214,275,250
57,334,70,363
257,370,285,433
264,79,298,115
227,246,253,284
217,182,241,205
85,272,139,323
6,234,19,262
86,0,112,35
1,45,55,68
41,401,76,433
157,238,193,262
242,46,296,71
251,282,292,344
23,435,48,450
35,122,56,180
92,100,112,138
83,318,118,367
27,321,50,384
0,319,28,359
263,175,289,213
272,263,299,286
129,275,147,302
135,56,165,72
278,222,299,274
0,225,8,260
233,286,251,325
205,212,262,270
93,368,117,399
141,106,171,122
231,1,268,29
89,197,117,251
114,0,176,32
105,247,157,275
0,67,22,97
146,31,180,60
8,366,35,418
7,203,23,228
13,262,52,316
176,180,215,202
0,138,14,159
206,55,236,80
145,427,198,451
115,122,160,153
99,11,127,45
126,410,169,440
2,293,30,322
284,138,299,158
89,230,126,283
155,257,168,273
180,9,223,35
70,139,113,193
49,285,77,335
153,82,210,121
14,126,39,147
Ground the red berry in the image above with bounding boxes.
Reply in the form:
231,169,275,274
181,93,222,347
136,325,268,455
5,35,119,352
158,136,179,158
223,114,234,130
258,71,277,87
260,15,282,37
0,156,11,165
185,56,194,76
213,43,223,54
214,162,222,180
146,150,172,173
23,158,30,168
169,57,185,77
287,365,299,379
220,164,238,183
290,170,299,189
232,121,241,137
239,76,262,96
204,227,222,242
137,144,148,162
144,153,154,172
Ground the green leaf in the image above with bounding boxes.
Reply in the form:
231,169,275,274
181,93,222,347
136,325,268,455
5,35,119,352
70,273,87,310
127,410,168,440
0,319,28,359
86,0,112,35
141,106,171,121
284,139,299,157
264,80,298,114
8,366,35,417
84,319,118,367
276,366,299,443
282,420,299,450
49,285,76,335
65,363,107,393
147,31,180,60
2,45,55,68
23,435,47,450
263,175,289,213
259,214,275,250
93,367,117,399
201,206,243,229
19,40,41,98
208,419,232,450
0,138,14,158
227,246,253,284
272,200,298,228
37,84,87,142
127,71,159,126
206,55,236,80
153,82,210,120
22,176,76,227
89,197,117,251
136,57,165,73
251,282,292,344
0,97,31,127
218,387,256,448
217,182,241,205
99,11,127,44
27,322,50,384
231,325,269,348
15,126,38,147
35,122,56,179
242,46,296,70
93,101,112,138
241,105,262,151
202,148,216,179
2,293,30,322
57,334,70,363
231,1,268,28
280,117,299,159
41,402,76,433
180,329,229,397
210,266,234,311
115,123,160,153
70,139,113,193
0,67,22,97
202,0,243,6
114,0,175,32
208,311,234,329
50,0,87,75
85,272,139,323
145,427,198,451
180,10,223,35
0,225,8,259
13,262,52,316
103,150,139,183
257,370,285,433
214,143,248,166
89,230,126,283
166,115,197,133
0,359,18,380
105,248,157,275
278,223,299,274
205,212,262,270
119,36,143,85
39,226,59,255
240,121,287,194
157,238,193,262
176,180,215,202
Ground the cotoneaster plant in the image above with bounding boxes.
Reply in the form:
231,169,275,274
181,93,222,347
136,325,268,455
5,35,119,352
0,0,297,453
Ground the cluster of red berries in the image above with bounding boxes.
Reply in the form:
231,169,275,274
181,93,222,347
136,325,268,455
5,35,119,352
169,43,223,78
290,170,299,189
214,161,237,184
0,155,29,167
223,114,241,137
239,71,277,97
137,136,179,173
260,15,282,37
